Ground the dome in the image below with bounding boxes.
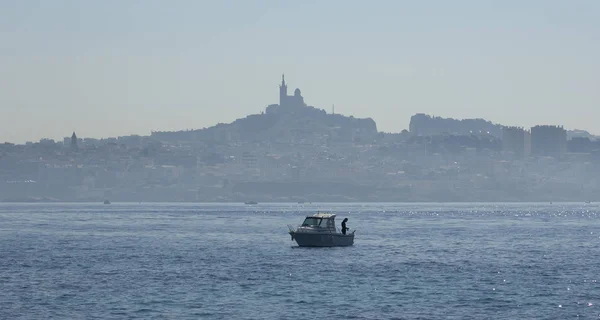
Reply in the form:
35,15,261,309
294,88,301,96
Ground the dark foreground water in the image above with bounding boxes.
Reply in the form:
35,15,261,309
1,202,600,319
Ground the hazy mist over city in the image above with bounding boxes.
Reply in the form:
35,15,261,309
4,3,600,318
1,1,600,202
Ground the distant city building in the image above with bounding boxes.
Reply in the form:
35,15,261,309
530,125,567,157
70,132,78,150
525,130,531,157
39,138,56,146
568,137,596,153
501,126,531,158
240,151,258,170
408,113,502,137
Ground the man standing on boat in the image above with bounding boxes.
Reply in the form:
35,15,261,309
341,218,349,235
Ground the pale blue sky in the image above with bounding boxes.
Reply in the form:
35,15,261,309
1,0,599,143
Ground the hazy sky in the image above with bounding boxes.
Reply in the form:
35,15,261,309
1,0,599,143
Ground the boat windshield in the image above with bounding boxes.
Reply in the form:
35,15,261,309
302,217,323,227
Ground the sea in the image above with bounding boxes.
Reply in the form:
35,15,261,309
1,202,599,319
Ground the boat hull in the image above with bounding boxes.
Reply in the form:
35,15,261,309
290,232,354,247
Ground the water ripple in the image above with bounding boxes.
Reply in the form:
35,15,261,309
1,202,599,319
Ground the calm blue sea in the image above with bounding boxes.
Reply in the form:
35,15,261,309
1,202,600,319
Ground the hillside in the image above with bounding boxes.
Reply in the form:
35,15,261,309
151,105,378,143
409,113,503,137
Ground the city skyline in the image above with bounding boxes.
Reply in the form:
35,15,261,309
1,1,599,143
4,74,598,145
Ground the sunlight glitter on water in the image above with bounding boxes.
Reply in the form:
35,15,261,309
1,202,600,319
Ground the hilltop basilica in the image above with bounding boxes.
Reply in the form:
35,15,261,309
265,75,307,113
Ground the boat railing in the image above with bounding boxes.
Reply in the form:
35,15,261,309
336,227,356,235
287,224,297,233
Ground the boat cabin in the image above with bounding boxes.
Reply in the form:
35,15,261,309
301,213,337,231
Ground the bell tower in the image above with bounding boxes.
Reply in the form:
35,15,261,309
279,74,287,107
